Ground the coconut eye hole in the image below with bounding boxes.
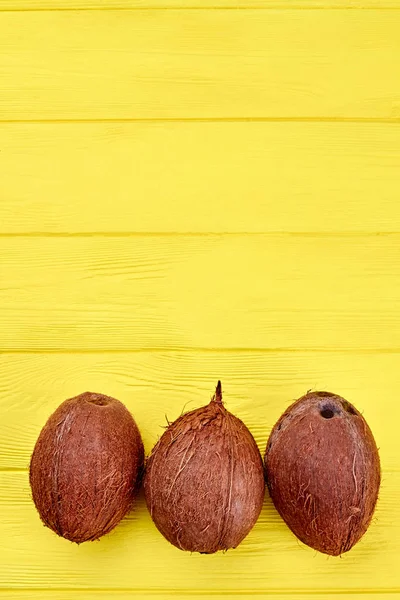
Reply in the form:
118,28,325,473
320,408,335,419
341,400,358,415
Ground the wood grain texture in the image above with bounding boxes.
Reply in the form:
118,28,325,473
1,122,400,234
2,596,399,600
0,351,394,470
0,467,397,591
1,235,400,351
1,10,400,120
3,597,400,600
0,350,397,592
3,1,400,9
1,0,399,594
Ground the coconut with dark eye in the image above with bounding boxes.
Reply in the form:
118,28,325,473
30,392,144,543
144,381,265,553
265,391,380,556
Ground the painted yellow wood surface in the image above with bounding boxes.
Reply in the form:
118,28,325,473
1,2,400,598
4,596,399,600
1,122,400,233
1,10,400,120
2,235,400,351
4,0,400,9
0,468,399,591
3,596,398,600
0,352,395,469
3,597,399,600
0,353,399,592
3,0,400,7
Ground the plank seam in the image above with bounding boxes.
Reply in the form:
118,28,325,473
0,468,28,473
2,348,400,354
1,118,400,124
0,589,398,595
1,232,399,238
2,5,400,11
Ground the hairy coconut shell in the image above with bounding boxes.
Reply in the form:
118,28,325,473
265,391,380,556
30,392,144,543
144,382,265,553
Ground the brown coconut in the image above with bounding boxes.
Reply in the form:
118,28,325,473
30,391,144,543
265,391,380,556
144,382,265,553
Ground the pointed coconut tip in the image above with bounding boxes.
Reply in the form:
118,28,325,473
212,380,223,404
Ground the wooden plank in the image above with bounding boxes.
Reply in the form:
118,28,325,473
1,235,400,351
2,596,399,600
3,596,400,600
0,351,394,470
1,10,400,120
0,469,398,591
1,122,400,234
3,1,400,9
3,0,400,8
0,351,397,593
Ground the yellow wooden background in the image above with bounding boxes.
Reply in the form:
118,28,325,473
1,0,400,599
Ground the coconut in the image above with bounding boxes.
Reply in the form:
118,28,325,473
265,391,380,556
30,391,144,543
144,381,265,553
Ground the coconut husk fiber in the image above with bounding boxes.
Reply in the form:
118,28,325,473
265,391,380,556
30,391,144,543
144,382,265,553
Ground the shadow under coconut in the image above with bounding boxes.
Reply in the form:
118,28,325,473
244,489,301,554
57,488,150,558
119,486,147,521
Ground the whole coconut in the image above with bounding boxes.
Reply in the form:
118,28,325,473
144,382,265,553
265,391,380,556
30,392,144,543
